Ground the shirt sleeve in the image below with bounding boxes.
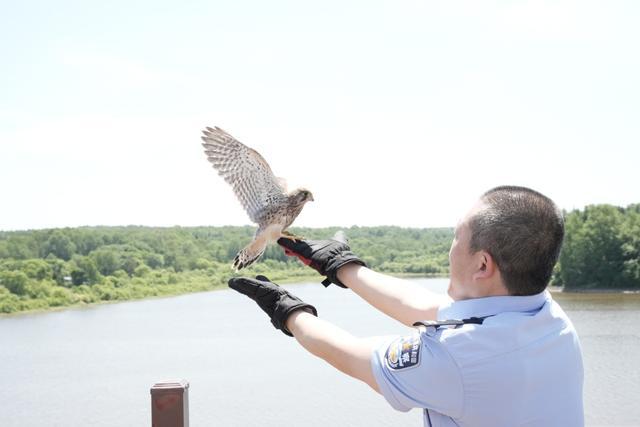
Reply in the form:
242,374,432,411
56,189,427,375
370,330,464,417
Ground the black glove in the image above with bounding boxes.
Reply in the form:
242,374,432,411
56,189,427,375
228,275,317,337
277,231,366,288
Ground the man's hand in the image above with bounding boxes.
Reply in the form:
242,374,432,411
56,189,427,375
278,231,366,288
228,275,317,336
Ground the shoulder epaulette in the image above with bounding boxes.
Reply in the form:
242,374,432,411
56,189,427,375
413,316,490,330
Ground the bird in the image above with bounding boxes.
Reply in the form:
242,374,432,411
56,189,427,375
201,126,314,270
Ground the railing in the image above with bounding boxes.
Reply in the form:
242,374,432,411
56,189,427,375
150,380,189,427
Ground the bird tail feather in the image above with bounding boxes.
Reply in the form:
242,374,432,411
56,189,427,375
233,239,267,271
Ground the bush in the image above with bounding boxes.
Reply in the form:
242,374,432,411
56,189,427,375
0,271,29,295
0,285,20,313
25,280,54,299
134,265,151,277
48,287,76,307
191,258,213,270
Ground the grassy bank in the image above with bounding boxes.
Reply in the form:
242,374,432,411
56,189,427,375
4,272,638,317
0,266,448,316
0,265,330,315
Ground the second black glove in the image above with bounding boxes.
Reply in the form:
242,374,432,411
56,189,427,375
228,275,317,336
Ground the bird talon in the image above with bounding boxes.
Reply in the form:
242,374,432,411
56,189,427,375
281,231,304,242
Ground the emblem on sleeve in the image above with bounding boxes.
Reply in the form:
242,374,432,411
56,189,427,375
385,334,421,370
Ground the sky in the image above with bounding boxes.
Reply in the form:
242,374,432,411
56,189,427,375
1,0,638,231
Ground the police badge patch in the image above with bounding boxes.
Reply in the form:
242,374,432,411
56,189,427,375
385,334,421,370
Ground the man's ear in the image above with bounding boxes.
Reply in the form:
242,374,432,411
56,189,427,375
472,250,496,280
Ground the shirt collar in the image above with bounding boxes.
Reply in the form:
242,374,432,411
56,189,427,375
437,290,550,320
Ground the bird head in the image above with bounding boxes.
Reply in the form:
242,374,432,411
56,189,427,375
292,188,314,205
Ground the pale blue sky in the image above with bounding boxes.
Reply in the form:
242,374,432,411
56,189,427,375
1,0,638,231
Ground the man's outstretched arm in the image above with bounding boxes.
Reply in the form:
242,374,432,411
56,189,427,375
278,235,446,326
337,264,445,326
227,275,381,392
286,310,381,392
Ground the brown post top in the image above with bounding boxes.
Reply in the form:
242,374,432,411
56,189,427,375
151,380,189,427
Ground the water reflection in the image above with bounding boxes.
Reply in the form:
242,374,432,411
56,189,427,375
553,290,640,311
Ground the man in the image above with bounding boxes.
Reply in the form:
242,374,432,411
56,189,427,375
228,186,584,426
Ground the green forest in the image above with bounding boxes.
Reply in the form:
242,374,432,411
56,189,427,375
556,204,640,290
1,203,638,314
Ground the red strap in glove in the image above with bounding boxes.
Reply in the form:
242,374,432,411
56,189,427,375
278,231,366,288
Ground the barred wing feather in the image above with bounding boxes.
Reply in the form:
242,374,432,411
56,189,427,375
201,126,287,224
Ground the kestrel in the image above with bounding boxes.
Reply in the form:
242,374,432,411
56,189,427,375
201,126,314,270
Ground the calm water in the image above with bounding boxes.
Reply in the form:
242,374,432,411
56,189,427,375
1,278,639,426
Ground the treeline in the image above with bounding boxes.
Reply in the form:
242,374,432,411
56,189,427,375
557,204,640,290
1,204,638,314
0,226,452,314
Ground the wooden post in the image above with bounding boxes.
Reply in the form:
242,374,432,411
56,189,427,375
150,380,189,427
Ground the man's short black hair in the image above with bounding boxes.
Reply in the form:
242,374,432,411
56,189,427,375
468,186,564,296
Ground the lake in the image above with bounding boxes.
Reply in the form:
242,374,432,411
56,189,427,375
1,278,639,426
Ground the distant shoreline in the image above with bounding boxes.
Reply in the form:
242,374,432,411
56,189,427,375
0,273,324,318
4,276,639,319
551,286,640,294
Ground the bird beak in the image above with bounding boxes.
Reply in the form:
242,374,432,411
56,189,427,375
309,195,314,201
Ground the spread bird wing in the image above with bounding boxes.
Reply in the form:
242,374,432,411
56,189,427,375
201,126,287,224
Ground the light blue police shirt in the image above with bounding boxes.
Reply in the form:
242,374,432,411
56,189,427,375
371,291,584,426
